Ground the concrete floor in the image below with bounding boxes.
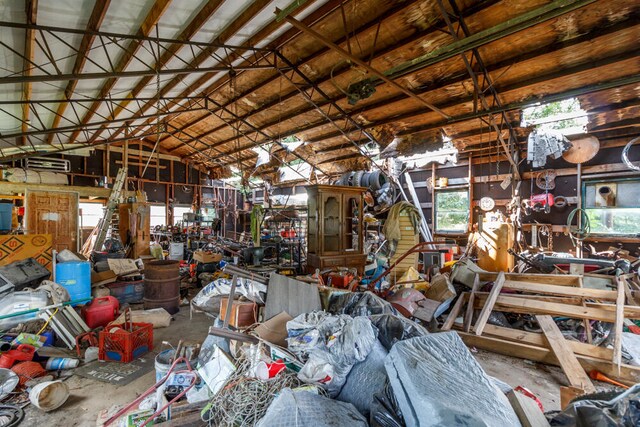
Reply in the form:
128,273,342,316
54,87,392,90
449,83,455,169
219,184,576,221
22,310,577,425
24,306,212,427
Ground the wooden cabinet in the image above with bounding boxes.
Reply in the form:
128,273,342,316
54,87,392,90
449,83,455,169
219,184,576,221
306,185,367,273
118,202,151,258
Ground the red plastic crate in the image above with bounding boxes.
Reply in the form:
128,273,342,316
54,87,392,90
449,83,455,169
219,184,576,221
98,322,153,363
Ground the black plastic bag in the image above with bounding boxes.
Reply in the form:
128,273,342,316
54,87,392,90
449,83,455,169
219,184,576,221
369,314,428,351
549,385,640,426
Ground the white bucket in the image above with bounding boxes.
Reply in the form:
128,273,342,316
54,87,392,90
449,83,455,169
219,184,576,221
29,380,70,412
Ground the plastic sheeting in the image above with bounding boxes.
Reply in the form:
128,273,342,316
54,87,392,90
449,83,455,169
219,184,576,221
385,332,521,427
370,314,428,351
286,312,347,356
622,332,640,366
337,339,389,417
256,388,368,427
328,291,398,317
287,312,378,397
549,384,640,426
191,276,267,314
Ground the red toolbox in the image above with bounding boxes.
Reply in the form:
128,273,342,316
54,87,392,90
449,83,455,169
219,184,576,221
81,296,120,329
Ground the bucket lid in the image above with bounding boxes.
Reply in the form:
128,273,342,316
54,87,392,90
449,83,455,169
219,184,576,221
29,380,70,412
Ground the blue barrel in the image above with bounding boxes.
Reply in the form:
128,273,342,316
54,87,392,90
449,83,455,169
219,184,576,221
55,261,91,306
0,202,12,232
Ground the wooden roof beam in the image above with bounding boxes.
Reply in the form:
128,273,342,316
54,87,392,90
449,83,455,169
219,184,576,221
79,0,225,144
182,30,640,162
278,9,449,119
152,0,424,145
178,3,639,159
45,0,111,145
65,0,173,144
301,67,640,164
20,0,37,146
95,0,272,145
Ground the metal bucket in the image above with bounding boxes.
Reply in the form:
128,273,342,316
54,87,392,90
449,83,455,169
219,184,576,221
144,260,180,314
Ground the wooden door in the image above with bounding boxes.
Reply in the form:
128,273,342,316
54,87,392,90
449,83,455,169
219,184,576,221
26,191,79,253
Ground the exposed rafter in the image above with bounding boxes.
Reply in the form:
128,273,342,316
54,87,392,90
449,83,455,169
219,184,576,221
279,9,450,119
45,0,111,145
151,0,421,146
93,0,273,145
69,0,227,144
20,0,37,146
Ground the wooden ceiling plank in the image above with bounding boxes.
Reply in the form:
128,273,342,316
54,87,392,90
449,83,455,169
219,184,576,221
183,23,640,163
280,11,450,119
179,0,624,161
151,0,419,145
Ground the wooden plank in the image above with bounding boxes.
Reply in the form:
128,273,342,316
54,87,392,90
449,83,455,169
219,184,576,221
506,389,550,427
503,280,617,300
560,386,585,410
578,277,593,344
585,302,640,319
536,315,595,393
463,273,480,332
478,272,581,286
490,295,615,322
474,271,505,336
441,292,468,331
475,324,613,361
475,292,584,305
613,278,626,369
624,278,640,306
457,332,640,386
0,182,110,198
472,293,640,320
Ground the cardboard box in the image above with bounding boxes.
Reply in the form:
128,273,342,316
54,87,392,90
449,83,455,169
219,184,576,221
193,250,222,263
219,298,257,328
0,234,52,271
254,312,293,347
91,270,117,286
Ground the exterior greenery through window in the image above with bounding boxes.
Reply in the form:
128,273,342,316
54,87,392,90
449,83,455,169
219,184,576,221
586,209,640,235
583,178,640,236
435,189,469,233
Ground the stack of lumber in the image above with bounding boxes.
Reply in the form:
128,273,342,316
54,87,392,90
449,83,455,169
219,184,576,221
388,210,419,282
441,271,640,399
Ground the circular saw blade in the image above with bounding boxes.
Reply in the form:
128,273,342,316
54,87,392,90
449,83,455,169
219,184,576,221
563,135,600,164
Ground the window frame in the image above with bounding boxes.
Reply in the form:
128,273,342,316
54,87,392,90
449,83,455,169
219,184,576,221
149,203,167,228
434,187,470,234
172,205,192,225
78,201,105,228
582,177,640,237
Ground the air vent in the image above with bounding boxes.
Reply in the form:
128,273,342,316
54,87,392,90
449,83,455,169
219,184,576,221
22,157,70,172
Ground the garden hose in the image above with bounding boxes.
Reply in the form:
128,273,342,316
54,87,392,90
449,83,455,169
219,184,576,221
0,404,25,427
567,207,590,246
622,136,640,171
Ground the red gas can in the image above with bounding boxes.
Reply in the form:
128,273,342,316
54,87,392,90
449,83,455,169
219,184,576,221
0,344,36,369
81,296,120,329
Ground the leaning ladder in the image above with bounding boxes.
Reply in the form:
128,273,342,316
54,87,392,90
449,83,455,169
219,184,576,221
93,168,127,252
